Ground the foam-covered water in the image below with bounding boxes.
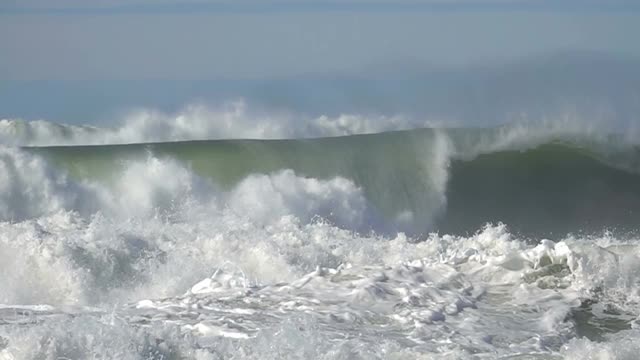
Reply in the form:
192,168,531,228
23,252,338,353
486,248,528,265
1,113,640,359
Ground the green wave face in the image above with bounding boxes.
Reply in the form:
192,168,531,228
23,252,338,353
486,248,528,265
28,127,640,238
443,143,640,238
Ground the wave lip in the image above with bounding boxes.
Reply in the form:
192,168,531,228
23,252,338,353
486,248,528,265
0,101,432,147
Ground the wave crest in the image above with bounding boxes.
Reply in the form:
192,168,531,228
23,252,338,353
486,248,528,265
0,100,431,146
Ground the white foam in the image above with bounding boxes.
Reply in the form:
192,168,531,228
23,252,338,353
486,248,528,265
0,100,432,146
109,155,220,219
562,329,640,360
1,219,639,358
0,149,386,305
0,147,379,228
227,169,376,232
0,146,103,222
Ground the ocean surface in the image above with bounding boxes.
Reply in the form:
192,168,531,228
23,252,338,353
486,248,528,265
0,115,639,359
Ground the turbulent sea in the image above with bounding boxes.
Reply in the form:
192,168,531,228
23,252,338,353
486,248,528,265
1,111,640,359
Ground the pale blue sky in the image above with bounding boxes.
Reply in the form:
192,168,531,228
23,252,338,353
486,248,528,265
2,1,639,80
1,1,639,125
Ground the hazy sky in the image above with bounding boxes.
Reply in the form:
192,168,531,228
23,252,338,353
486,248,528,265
2,1,639,80
1,1,639,125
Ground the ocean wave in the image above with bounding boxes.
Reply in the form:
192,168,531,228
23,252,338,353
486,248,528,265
0,100,431,146
3,98,628,148
13,124,640,237
0,147,380,231
1,122,640,358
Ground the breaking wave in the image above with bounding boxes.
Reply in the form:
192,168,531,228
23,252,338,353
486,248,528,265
0,100,433,146
10,122,640,237
1,113,640,359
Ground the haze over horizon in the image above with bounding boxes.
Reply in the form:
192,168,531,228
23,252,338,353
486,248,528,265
1,0,639,128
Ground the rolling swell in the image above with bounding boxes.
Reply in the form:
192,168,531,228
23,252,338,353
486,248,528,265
28,128,640,238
